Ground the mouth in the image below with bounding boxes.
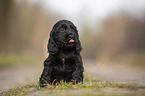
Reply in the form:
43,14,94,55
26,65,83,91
69,39,75,43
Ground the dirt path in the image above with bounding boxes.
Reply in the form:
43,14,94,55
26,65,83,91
0,65,42,90
0,60,145,90
84,60,145,86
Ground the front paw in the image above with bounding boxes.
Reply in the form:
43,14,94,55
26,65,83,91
72,76,83,83
39,77,49,86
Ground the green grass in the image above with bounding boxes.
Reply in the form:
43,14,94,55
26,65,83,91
0,53,42,66
1,76,145,96
121,52,145,67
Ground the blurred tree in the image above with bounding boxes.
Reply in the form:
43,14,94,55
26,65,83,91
0,0,59,55
126,16,145,52
81,24,102,60
81,11,145,65
0,0,12,52
100,12,145,62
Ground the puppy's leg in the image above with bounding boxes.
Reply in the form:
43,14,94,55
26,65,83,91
72,65,84,83
72,56,84,83
39,57,52,85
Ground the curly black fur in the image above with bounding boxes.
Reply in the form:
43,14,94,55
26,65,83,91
39,20,84,85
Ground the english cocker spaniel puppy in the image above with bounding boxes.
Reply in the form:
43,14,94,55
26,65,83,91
39,20,84,85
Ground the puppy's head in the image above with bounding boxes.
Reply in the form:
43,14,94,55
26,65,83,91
48,20,82,54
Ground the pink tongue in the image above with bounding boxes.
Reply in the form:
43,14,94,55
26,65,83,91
69,39,74,43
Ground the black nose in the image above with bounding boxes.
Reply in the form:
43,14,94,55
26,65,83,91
69,34,75,38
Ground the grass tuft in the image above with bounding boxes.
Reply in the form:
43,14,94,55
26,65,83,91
1,75,145,96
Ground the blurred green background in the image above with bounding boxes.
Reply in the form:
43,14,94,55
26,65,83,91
0,0,145,67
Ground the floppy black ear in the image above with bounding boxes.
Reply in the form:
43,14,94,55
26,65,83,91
47,37,58,54
75,27,82,53
47,31,58,54
76,40,82,53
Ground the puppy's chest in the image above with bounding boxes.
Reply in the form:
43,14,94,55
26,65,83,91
53,58,76,73
52,52,76,73
58,51,76,61
60,54,76,69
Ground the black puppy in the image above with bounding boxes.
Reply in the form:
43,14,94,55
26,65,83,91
39,20,84,85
